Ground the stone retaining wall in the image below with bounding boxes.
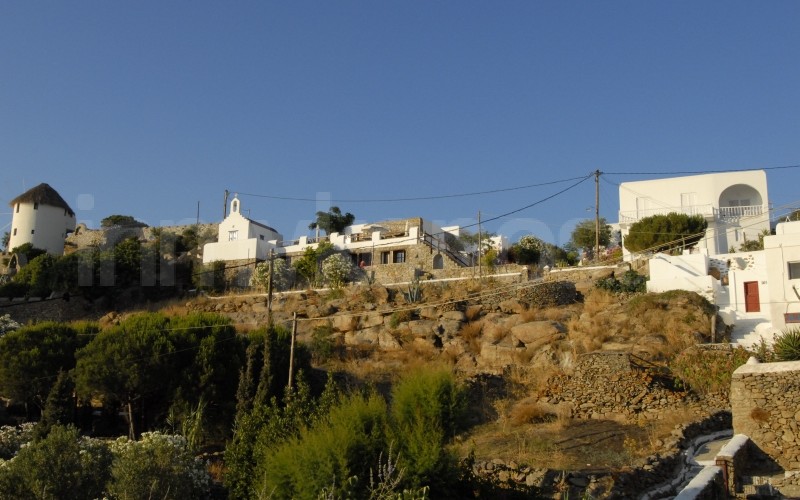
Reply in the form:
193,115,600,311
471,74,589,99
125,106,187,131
540,352,695,421
0,297,93,325
731,359,800,471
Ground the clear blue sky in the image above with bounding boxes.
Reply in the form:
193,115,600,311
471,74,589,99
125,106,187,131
2,1,799,246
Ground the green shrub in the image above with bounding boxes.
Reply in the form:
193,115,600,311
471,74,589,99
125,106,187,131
389,310,413,329
256,393,388,499
390,367,467,492
0,425,112,500
311,322,338,362
773,328,800,361
108,432,210,499
670,346,751,395
595,270,647,294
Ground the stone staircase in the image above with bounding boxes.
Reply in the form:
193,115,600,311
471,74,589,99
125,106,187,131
723,310,776,349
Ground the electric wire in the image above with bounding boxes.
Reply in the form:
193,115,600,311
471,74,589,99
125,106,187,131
234,175,592,203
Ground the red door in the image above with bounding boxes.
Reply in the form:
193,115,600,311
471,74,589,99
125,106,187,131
744,281,760,312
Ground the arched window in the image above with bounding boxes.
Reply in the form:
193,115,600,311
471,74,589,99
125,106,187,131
433,254,444,269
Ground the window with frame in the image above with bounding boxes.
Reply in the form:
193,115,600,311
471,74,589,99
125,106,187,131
393,250,406,264
228,230,239,241
381,251,390,265
789,261,800,280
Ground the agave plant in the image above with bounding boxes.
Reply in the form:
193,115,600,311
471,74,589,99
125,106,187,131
774,328,800,361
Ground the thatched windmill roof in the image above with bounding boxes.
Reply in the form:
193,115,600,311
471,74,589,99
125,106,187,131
9,183,75,216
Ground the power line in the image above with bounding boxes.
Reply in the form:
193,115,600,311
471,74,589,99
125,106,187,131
604,165,800,176
234,175,592,203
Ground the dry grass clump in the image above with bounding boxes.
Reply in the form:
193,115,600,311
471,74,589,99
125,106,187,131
506,364,563,397
583,288,617,316
459,321,483,354
508,399,558,426
566,314,615,354
465,305,483,322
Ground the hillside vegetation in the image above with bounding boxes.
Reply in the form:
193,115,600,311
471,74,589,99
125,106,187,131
0,271,753,498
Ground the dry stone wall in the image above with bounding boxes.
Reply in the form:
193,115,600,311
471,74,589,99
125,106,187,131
540,352,698,422
731,359,800,471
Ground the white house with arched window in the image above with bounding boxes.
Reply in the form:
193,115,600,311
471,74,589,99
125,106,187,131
202,196,283,263
618,170,770,260
8,183,76,255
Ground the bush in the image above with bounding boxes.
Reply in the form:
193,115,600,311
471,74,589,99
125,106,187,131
321,253,354,289
390,367,467,493
624,212,707,254
256,393,388,499
0,314,20,336
311,322,339,362
0,422,36,460
773,328,800,361
108,432,210,499
670,346,751,395
101,214,148,228
250,258,291,291
0,425,112,500
595,270,647,294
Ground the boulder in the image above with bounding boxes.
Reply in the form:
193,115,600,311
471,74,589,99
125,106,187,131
510,321,565,345
418,306,439,320
332,314,357,332
408,320,436,338
359,312,385,329
441,310,466,322
436,319,462,338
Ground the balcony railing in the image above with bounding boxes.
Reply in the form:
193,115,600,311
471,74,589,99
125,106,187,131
619,204,766,224
714,205,764,221
618,205,713,223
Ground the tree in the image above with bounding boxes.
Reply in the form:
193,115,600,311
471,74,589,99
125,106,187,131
738,229,772,252
624,213,708,254
508,235,544,265
9,243,46,261
100,215,148,228
251,258,291,291
1,232,8,252
569,218,611,259
75,313,175,439
309,207,355,235
36,370,77,438
0,322,85,418
321,253,354,288
293,241,335,288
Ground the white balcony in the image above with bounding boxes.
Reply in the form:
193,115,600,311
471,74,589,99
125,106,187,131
619,204,766,224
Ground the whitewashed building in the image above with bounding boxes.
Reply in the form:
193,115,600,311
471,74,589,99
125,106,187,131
764,220,800,333
618,170,770,260
646,220,800,345
202,196,283,263
7,183,76,255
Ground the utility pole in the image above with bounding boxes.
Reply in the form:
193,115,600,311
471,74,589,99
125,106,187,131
223,190,229,219
196,201,200,226
288,312,297,391
594,170,601,263
266,249,275,327
477,211,482,283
